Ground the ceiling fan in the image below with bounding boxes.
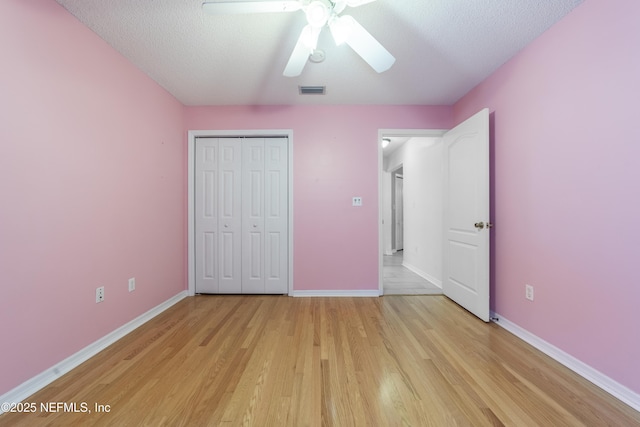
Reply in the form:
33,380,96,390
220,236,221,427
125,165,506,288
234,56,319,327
202,0,396,77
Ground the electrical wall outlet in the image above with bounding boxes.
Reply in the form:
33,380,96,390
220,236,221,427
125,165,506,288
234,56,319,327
96,286,105,303
128,277,136,292
352,197,363,206
525,284,534,301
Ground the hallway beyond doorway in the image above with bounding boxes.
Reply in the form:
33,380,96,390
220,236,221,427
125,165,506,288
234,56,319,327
383,252,442,295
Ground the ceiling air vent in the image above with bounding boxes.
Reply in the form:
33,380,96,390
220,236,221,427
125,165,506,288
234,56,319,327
299,85,326,95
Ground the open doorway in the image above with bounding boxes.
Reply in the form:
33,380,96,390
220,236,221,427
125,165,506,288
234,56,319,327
378,130,445,295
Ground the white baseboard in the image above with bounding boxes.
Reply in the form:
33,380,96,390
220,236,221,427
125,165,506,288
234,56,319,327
0,291,188,413
292,290,382,297
491,311,640,412
402,262,443,288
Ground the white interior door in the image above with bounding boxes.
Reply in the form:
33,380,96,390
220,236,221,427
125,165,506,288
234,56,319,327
264,137,289,293
194,138,219,293
443,108,490,322
218,138,243,293
395,174,404,251
242,138,265,293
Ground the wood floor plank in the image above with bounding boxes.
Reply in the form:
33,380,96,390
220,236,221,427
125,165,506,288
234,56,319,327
1,295,639,426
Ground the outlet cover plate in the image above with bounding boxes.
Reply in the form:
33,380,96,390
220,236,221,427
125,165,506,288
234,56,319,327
96,286,105,303
525,284,534,301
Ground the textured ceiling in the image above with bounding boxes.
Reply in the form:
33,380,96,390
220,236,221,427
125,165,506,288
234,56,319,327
55,0,583,106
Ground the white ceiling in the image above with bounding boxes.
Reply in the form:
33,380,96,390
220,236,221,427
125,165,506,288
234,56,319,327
55,0,583,106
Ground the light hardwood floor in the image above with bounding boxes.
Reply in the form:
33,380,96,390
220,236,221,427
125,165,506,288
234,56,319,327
383,251,442,295
1,295,639,426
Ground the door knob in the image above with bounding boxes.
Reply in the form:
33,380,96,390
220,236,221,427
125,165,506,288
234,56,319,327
474,222,485,230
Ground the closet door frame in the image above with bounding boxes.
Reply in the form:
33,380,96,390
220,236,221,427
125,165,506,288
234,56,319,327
188,129,294,296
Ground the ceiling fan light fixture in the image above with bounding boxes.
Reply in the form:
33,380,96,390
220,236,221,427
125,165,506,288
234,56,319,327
305,0,331,28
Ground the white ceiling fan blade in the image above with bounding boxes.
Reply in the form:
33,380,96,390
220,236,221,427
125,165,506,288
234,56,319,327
202,1,302,15
283,25,320,77
333,0,347,14
342,15,395,73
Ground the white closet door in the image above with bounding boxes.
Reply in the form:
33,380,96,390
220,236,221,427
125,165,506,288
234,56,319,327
264,137,288,293
242,139,266,293
195,138,219,293
218,138,242,293
195,136,288,295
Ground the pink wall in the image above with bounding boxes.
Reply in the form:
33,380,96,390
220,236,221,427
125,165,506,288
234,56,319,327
0,0,186,395
454,0,640,393
186,106,452,291
13,0,633,406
